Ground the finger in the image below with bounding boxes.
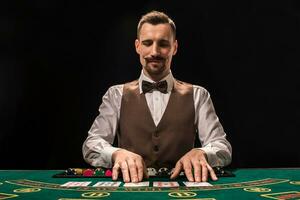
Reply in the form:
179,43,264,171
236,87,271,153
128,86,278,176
207,164,218,181
135,158,144,182
112,163,120,180
183,160,194,182
170,161,182,179
142,160,149,179
120,161,130,182
201,163,208,182
127,158,138,182
191,159,201,182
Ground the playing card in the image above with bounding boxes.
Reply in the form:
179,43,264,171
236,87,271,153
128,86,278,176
61,181,91,187
153,181,179,187
183,182,212,187
123,181,149,187
93,181,121,187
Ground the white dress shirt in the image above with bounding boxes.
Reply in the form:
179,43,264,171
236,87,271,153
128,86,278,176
82,71,232,168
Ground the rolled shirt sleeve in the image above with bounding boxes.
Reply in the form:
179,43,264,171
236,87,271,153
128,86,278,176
193,86,232,167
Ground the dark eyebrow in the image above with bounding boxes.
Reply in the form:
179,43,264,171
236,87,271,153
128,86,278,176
141,39,170,42
159,39,170,44
160,39,170,42
141,39,152,43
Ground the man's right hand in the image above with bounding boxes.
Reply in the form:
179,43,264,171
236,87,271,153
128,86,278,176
112,149,148,183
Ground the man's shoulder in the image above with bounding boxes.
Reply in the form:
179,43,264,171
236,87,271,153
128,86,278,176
122,80,139,91
192,84,210,99
192,84,208,92
106,80,139,94
175,79,193,87
175,80,208,93
107,84,124,92
124,80,139,86
104,84,123,99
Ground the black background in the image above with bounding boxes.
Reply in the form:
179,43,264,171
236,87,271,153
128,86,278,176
1,1,299,169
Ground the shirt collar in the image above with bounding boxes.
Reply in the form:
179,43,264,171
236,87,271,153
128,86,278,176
138,70,174,94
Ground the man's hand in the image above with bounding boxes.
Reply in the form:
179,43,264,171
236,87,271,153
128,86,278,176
170,148,218,182
112,149,148,183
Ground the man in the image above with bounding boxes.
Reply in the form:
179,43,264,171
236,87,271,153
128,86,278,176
82,10,232,183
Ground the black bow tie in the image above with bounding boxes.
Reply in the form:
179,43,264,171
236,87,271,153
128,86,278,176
142,80,168,94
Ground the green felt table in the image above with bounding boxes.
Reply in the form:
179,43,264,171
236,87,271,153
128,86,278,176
0,168,300,200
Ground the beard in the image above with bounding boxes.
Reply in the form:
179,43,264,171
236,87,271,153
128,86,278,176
143,56,167,76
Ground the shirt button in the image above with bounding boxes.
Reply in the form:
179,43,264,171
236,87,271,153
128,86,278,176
154,145,159,152
155,97,159,101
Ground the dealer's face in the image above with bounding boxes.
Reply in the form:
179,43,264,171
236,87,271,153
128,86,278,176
135,23,177,81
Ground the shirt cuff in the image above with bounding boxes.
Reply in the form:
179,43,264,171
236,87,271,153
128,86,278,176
198,147,221,167
102,146,121,168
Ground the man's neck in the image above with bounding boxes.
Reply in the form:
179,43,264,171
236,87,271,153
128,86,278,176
143,70,170,82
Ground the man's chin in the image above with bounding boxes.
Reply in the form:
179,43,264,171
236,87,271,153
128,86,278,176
147,62,165,69
145,65,165,75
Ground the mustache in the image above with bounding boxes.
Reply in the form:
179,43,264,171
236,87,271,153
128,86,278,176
145,56,164,62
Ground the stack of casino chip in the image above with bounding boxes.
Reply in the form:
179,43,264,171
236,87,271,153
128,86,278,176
74,168,83,175
94,168,112,177
65,168,84,176
83,168,94,177
94,168,105,176
65,168,76,175
105,169,112,177
64,167,113,177
157,168,171,176
147,168,157,176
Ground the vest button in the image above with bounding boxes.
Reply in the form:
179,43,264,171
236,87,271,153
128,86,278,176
154,145,159,152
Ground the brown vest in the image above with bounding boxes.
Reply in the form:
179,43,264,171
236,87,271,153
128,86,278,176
118,79,196,169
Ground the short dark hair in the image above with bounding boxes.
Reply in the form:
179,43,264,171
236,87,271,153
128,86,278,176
137,10,176,39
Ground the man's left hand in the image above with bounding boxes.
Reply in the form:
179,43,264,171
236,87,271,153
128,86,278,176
170,148,218,182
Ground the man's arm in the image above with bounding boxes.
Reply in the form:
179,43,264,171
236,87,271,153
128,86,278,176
171,86,232,182
82,85,147,182
82,85,122,168
196,87,232,167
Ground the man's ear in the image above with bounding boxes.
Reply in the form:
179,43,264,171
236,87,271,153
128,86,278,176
135,39,140,54
173,40,178,55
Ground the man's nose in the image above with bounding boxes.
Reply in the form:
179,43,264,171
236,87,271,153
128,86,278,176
150,43,160,56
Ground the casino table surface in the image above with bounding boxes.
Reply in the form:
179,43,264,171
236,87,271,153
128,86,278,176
0,168,300,200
